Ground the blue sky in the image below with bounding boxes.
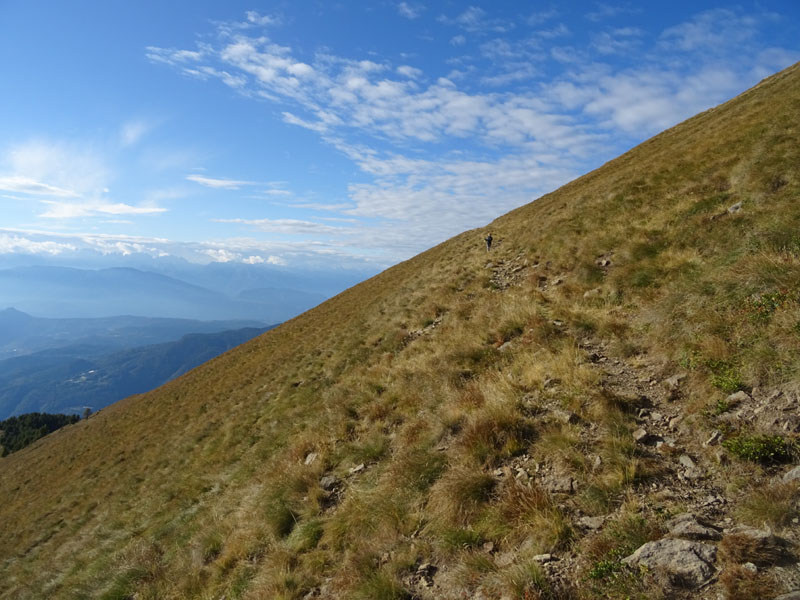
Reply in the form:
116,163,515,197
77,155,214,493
1,1,799,271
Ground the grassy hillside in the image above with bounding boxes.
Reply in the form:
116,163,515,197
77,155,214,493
1,63,799,600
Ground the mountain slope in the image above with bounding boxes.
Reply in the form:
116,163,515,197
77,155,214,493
1,64,800,599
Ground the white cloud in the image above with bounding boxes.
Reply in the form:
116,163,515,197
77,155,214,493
0,175,78,197
143,8,799,267
215,217,347,235
204,248,239,262
586,2,642,22
243,254,286,265
397,65,423,79
439,5,514,33
120,119,154,147
397,2,422,19
454,6,485,31
245,11,280,27
6,140,109,197
527,8,559,26
1,139,170,222
0,233,77,255
592,27,643,55
39,201,167,219
186,174,255,189
659,8,755,54
145,46,205,65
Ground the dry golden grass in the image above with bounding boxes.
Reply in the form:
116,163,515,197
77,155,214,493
1,62,800,599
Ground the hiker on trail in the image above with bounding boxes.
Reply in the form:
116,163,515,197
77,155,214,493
485,233,493,251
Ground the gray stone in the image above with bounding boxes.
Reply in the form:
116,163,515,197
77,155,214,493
667,513,722,541
578,515,606,530
622,538,717,589
319,475,339,491
349,463,365,474
663,374,687,391
304,452,319,465
552,408,579,424
725,390,751,407
583,288,602,299
495,552,515,568
544,475,574,494
728,202,743,214
704,431,721,446
633,428,649,442
679,454,697,470
533,553,555,563
782,465,800,483
773,592,800,600
742,562,758,573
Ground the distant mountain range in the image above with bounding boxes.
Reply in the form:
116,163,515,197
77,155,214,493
0,266,327,321
0,307,265,360
0,324,270,418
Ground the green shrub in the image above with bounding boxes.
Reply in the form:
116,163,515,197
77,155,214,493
588,557,624,580
708,360,745,393
745,289,793,322
723,434,795,464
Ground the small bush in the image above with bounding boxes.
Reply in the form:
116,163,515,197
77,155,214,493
738,482,799,529
460,403,535,466
287,519,323,553
429,466,496,526
353,570,411,600
719,532,788,567
719,564,777,600
722,434,795,464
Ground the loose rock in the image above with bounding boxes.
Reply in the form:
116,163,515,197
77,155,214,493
552,408,579,424
319,475,339,491
667,513,722,541
725,390,751,407
622,538,717,589
782,465,800,483
578,515,606,530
